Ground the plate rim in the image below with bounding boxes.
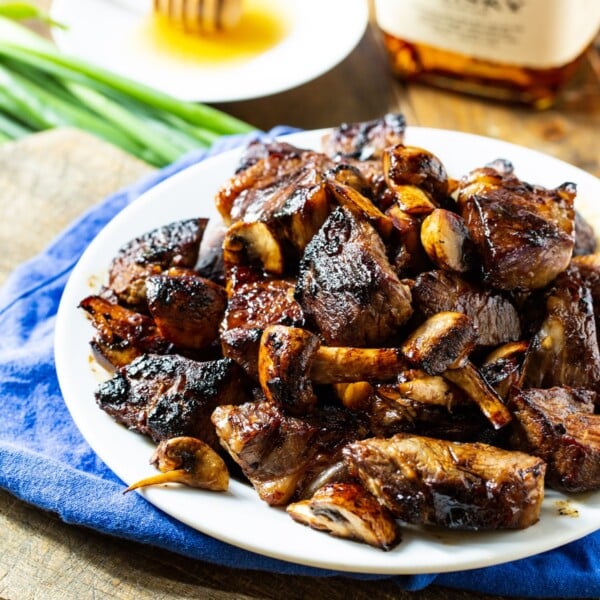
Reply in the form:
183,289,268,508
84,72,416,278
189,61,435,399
55,126,600,575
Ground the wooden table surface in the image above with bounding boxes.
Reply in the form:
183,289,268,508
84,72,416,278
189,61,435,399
1,3,599,599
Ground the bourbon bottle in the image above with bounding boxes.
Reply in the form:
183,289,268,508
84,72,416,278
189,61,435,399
375,0,600,108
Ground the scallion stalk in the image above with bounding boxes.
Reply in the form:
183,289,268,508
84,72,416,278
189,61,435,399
0,14,256,165
0,109,30,139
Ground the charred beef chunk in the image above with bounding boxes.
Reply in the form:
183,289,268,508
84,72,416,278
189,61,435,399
220,273,304,379
322,114,406,210
80,295,174,369
287,482,401,550
521,268,600,394
108,219,208,310
508,387,600,492
457,166,575,291
96,354,249,449
412,270,521,346
344,434,545,530
146,270,227,350
571,253,600,344
368,389,492,443
215,141,333,259
371,377,500,443
322,114,406,162
211,401,368,506
574,211,597,256
295,206,413,346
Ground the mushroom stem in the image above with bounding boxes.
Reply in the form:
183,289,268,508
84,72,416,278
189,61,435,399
123,436,229,494
124,469,188,493
311,347,404,384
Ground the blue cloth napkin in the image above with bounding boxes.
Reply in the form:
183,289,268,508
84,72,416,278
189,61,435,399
1,127,599,597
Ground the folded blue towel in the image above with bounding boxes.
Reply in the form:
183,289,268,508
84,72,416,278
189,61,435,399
1,128,599,597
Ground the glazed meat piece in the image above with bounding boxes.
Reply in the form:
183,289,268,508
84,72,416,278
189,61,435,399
295,206,413,346
146,270,227,349
212,401,368,506
412,270,521,346
344,434,545,530
108,218,208,309
215,141,333,259
287,482,401,550
457,165,575,291
521,268,600,394
220,271,304,379
322,113,406,161
508,387,600,492
96,354,249,449
368,389,492,443
571,253,600,340
80,295,174,368
322,114,406,210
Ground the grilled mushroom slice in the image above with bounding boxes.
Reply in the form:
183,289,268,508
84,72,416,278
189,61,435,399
443,362,512,429
125,436,229,493
420,209,473,273
258,313,477,415
223,220,285,275
384,144,450,202
287,482,401,550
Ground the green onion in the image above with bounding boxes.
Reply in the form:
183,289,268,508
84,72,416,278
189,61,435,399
0,14,255,165
0,1,66,29
0,109,30,139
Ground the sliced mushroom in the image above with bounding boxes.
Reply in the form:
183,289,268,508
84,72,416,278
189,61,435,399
223,220,285,275
124,436,229,493
480,340,529,399
333,382,374,411
384,144,449,201
326,180,393,238
286,482,401,551
443,362,512,429
389,185,437,216
420,209,473,273
377,372,463,410
258,313,478,414
400,311,477,374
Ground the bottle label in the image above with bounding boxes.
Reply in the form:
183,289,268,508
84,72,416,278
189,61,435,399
375,0,600,68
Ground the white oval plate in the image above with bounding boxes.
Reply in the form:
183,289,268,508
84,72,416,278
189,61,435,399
55,128,600,574
50,0,368,102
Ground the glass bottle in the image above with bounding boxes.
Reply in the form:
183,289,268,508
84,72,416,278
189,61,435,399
374,0,600,108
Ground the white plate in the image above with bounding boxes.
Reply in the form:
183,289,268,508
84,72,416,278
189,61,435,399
50,0,368,102
55,128,600,575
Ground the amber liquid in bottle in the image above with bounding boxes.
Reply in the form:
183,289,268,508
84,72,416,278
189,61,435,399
381,33,590,109
375,0,600,109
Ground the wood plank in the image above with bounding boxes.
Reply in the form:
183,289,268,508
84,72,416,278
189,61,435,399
0,129,154,285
